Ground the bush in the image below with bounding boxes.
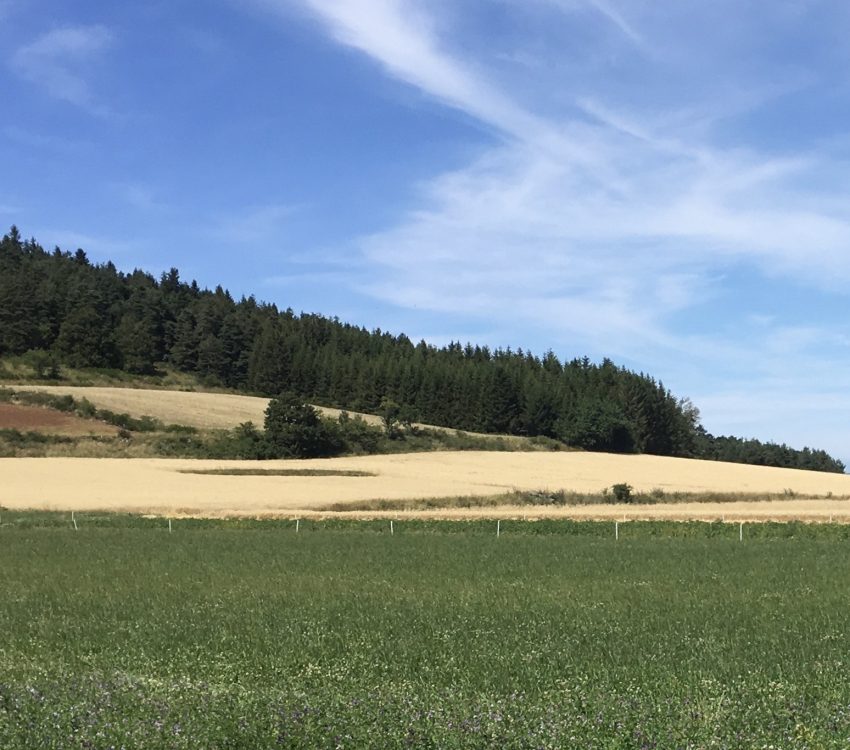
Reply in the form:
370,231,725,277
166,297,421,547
336,414,382,454
264,392,343,458
76,398,97,418
611,483,633,502
22,349,60,379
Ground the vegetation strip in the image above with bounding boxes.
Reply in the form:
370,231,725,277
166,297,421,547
320,487,850,512
177,468,376,477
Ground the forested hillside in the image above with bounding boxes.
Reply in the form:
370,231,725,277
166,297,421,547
0,226,843,472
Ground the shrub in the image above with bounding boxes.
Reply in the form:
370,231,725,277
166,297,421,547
611,483,633,502
264,392,343,458
76,398,97,418
336,415,382,454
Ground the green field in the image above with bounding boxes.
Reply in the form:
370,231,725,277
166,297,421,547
2,516,850,748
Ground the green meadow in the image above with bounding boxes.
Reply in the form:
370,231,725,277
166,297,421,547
2,515,850,748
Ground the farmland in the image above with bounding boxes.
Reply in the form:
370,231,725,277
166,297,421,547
9,384,496,436
3,451,850,520
2,516,850,748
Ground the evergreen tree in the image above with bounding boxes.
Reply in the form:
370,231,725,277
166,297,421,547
264,392,340,458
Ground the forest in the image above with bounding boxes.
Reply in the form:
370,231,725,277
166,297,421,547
0,226,843,473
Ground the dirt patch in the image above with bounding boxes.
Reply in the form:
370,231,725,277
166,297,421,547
0,403,118,436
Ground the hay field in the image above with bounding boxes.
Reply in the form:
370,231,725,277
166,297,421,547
3,450,850,520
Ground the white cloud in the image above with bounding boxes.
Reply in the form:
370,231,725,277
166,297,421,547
11,25,113,113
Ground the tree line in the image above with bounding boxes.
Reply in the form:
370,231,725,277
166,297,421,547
0,226,843,472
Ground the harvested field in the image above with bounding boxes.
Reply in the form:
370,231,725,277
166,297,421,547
8,385,394,430
8,385,526,442
2,450,850,520
10,385,276,429
0,403,118,436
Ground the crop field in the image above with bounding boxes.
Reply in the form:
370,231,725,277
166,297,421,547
9,384,384,430
2,515,850,748
9,384,530,444
3,452,850,521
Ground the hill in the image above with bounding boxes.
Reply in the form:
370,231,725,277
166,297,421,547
0,226,843,473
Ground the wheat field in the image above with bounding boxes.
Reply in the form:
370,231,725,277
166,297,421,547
8,385,513,438
3,450,850,520
10,384,335,428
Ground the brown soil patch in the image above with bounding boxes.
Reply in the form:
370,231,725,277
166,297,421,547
0,403,118,436
2,451,850,521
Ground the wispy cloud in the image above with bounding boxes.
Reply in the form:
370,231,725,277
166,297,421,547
587,0,643,46
260,0,549,141
253,1,850,452
34,227,141,259
538,0,644,47
11,25,113,114
112,183,166,213
212,203,300,245
273,1,850,289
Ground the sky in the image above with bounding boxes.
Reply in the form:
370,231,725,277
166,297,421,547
3,0,850,463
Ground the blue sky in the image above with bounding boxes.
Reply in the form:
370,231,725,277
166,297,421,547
3,0,850,462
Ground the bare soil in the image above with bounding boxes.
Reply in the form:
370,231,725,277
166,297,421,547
0,403,118,436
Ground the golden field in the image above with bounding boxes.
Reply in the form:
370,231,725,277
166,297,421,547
10,384,341,429
3,450,850,521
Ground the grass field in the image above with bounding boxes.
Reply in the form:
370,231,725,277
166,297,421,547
2,515,850,747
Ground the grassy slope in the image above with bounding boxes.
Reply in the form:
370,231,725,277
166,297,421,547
2,518,850,747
